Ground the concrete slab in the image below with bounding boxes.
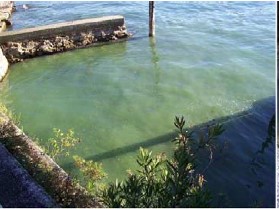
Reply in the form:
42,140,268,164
0,15,125,43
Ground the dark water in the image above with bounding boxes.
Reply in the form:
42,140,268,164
0,1,276,207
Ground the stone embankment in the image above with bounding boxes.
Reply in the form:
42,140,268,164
0,15,130,63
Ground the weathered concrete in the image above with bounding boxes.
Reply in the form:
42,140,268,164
0,143,57,207
0,15,125,43
0,48,8,81
0,113,103,207
0,15,130,63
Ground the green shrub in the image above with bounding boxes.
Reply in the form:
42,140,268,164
36,116,224,208
0,103,20,125
73,155,106,194
100,116,224,208
45,128,80,160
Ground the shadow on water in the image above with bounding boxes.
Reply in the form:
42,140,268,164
62,96,275,164
61,96,275,207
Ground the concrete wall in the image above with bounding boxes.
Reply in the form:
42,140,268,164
0,15,130,63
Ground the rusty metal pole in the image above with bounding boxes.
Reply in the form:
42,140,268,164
149,1,155,37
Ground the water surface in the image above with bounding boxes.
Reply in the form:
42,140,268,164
0,1,275,207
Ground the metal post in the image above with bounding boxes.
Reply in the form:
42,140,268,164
149,1,155,37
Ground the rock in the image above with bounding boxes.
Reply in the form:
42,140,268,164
0,48,8,81
43,40,53,47
22,4,29,10
55,36,62,43
0,21,6,32
115,30,128,38
72,35,81,43
11,42,18,47
101,31,106,38
82,40,88,45
26,41,38,56
7,46,20,57
0,12,9,21
62,38,74,49
111,35,117,41
39,43,54,54
56,42,63,48
26,41,37,49
3,19,11,26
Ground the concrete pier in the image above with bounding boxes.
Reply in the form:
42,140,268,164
0,15,130,63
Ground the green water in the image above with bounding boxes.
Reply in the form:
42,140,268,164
0,1,275,207
0,36,275,207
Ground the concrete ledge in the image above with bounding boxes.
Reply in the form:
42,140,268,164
0,15,125,43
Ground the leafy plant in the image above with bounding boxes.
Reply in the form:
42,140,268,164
0,103,21,125
101,116,224,207
31,116,224,208
73,155,106,194
45,128,80,160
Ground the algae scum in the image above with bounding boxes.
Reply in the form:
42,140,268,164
0,1,275,207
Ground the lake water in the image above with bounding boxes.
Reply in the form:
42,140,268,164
0,1,276,207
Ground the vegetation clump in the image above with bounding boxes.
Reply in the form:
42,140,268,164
45,128,80,160
99,116,224,207
73,155,107,194
37,116,224,207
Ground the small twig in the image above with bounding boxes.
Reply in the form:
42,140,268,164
201,147,213,174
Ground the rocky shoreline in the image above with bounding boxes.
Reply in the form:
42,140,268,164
1,25,129,63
